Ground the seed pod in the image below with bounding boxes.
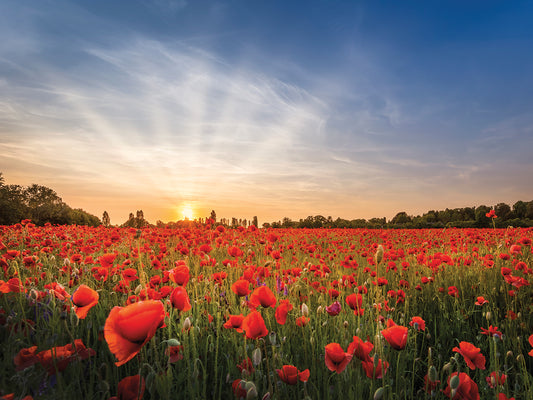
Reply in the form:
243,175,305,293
374,387,385,400
252,348,262,366
450,374,460,390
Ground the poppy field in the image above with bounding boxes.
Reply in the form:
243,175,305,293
1,222,532,400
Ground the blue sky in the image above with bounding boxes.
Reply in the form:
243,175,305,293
1,0,532,224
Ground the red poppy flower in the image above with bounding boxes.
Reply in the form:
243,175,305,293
443,372,479,400
241,311,268,339
409,316,426,331
381,324,408,350
326,301,341,316
122,268,138,282
117,375,145,400
223,314,245,332
275,299,293,325
348,336,373,362
165,345,184,363
528,334,533,357
237,357,254,375
231,279,251,297
295,316,310,327
37,339,95,375
345,293,364,315
361,357,389,379
475,296,488,306
169,286,192,312
228,246,244,258
249,286,277,309
232,379,247,398
423,374,440,393
452,341,486,370
13,346,39,371
169,263,189,286
324,343,353,373
276,365,310,385
71,284,99,319
104,300,165,366
486,371,506,388
480,325,502,338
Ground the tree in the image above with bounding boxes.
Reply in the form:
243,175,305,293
252,216,258,227
210,210,217,223
474,205,491,228
102,211,110,227
512,201,527,219
391,211,411,224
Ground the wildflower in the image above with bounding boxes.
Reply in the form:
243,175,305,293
241,311,268,339
474,297,488,306
235,357,253,376
275,300,293,325
528,334,533,357
381,322,408,350
326,301,341,316
231,279,251,297
485,210,497,218
443,372,479,400
452,341,486,370
448,286,459,298
324,343,353,373
223,314,245,332
249,286,277,309
71,284,99,319
480,325,502,339
276,365,310,385
165,345,184,363
346,293,364,316
104,300,165,366
13,346,39,371
348,336,373,362
169,263,190,286
361,357,389,379
486,371,506,388
295,316,310,327
37,339,95,375
116,375,145,400
169,286,192,312
409,316,426,331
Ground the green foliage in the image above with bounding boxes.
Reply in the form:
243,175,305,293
0,173,101,226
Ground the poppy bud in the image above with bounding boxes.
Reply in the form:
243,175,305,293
261,392,271,400
450,374,460,390
301,303,309,317
252,348,262,366
183,317,192,331
317,305,323,314
485,311,491,321
374,387,385,400
428,366,438,382
245,381,257,399
343,321,349,328
375,245,384,265
269,332,277,346
442,363,452,373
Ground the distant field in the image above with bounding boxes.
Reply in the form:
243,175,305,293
1,223,532,400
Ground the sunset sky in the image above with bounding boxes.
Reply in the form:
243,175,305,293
1,1,533,225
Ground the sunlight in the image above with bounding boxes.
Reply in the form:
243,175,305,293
180,204,195,220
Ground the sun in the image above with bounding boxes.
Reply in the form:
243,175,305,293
180,204,195,220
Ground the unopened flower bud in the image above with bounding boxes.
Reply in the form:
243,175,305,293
252,348,262,366
450,374,460,390
301,303,309,317
182,317,192,331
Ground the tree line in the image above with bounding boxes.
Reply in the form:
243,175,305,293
0,173,100,226
1,173,532,228
264,201,533,229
